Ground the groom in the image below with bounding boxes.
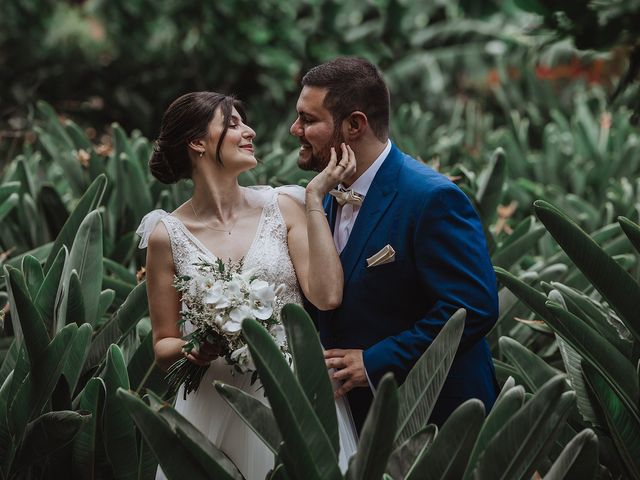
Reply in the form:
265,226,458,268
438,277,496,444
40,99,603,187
291,57,499,431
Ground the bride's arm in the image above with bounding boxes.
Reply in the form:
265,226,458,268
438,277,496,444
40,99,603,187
146,224,216,370
283,144,356,311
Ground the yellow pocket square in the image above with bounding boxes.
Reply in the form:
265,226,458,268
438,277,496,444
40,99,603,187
366,245,396,267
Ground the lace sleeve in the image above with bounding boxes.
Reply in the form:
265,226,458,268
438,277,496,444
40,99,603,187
136,209,169,248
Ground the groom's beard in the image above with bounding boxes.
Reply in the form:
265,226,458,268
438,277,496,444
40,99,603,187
297,125,346,173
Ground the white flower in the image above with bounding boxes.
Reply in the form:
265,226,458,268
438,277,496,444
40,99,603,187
226,276,245,303
225,304,253,334
269,324,286,348
203,281,229,308
249,279,276,320
230,344,255,370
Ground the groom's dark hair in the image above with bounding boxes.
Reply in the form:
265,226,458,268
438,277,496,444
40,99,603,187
302,57,390,142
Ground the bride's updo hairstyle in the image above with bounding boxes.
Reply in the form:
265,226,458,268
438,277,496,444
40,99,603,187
149,91,246,184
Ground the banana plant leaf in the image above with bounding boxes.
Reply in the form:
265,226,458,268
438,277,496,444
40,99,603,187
44,174,107,272
407,399,484,480
491,224,546,271
556,337,603,430
619,216,640,255
137,434,158,480
542,428,598,480
0,182,20,203
37,184,69,239
386,425,437,479
0,340,19,386
544,301,639,422
215,382,282,454
463,385,525,480
346,373,398,480
84,281,148,376
13,410,91,473
72,377,107,480
583,363,640,479
0,192,19,224
97,289,116,319
55,209,103,331
281,303,338,453
126,332,167,397
4,243,53,270
395,308,466,446
498,336,559,392
101,344,138,480
476,147,506,227
152,400,243,480
21,255,43,298
242,318,342,480
472,376,572,480
6,323,77,472
534,200,640,343
115,388,213,480
4,265,50,363
61,323,93,396
66,270,86,327
494,267,554,321
34,247,67,334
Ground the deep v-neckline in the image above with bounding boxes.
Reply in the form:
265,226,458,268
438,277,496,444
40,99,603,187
169,202,269,265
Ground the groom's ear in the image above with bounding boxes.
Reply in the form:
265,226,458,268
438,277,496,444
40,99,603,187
343,111,368,140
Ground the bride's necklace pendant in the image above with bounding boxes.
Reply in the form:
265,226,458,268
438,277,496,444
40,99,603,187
190,200,238,236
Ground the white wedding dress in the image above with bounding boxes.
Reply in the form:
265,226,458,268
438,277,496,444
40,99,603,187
137,186,358,480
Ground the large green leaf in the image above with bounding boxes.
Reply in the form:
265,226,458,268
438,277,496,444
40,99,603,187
84,281,148,375
408,399,485,480
115,388,217,480
72,377,107,480
346,373,398,480
4,266,49,362
0,340,19,387
0,192,19,225
556,337,603,429
473,376,573,480
498,336,559,392
6,323,77,472
13,410,91,472
34,247,67,334
0,182,20,204
126,332,167,396
37,184,69,238
101,345,138,480
215,382,282,454
476,147,506,226
55,210,103,331
386,425,437,479
242,318,342,480
281,303,338,454
463,384,525,479
62,323,93,395
494,267,554,321
619,216,640,255
544,301,640,423
153,400,243,480
21,255,43,299
395,309,466,446
492,225,546,270
534,200,640,343
44,174,107,272
542,428,598,480
65,270,86,327
583,363,640,479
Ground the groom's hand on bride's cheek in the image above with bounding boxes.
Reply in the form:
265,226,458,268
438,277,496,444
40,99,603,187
324,349,368,397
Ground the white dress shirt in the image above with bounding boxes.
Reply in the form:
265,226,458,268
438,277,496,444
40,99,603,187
333,140,392,253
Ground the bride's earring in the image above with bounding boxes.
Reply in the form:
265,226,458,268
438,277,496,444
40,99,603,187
199,150,204,158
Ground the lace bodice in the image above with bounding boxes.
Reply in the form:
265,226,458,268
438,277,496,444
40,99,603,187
137,186,304,322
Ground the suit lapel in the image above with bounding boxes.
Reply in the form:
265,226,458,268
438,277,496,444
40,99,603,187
339,144,403,285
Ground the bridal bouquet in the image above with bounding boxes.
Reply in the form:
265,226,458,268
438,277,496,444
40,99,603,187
167,257,288,397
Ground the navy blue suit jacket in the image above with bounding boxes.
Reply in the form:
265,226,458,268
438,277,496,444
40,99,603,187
318,143,499,430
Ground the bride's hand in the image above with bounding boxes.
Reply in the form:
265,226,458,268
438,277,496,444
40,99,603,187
185,341,220,366
306,143,356,200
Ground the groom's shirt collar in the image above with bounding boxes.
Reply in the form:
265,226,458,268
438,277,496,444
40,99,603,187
340,139,391,196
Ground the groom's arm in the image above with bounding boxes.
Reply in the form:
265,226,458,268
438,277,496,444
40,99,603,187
362,183,499,387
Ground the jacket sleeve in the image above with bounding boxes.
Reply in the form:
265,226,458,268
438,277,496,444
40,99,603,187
362,183,499,386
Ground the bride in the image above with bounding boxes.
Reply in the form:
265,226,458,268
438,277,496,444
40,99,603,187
136,91,358,479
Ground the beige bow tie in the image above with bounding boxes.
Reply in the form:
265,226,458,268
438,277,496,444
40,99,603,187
329,188,364,206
